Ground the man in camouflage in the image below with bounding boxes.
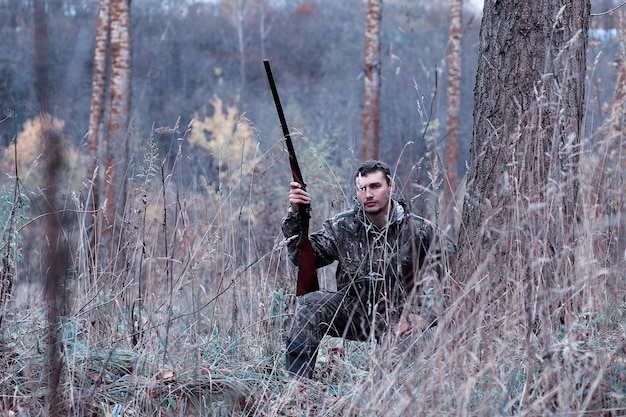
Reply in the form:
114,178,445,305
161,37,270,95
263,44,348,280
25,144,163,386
282,159,452,379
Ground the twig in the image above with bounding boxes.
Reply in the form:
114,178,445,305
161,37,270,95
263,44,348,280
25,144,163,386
591,1,626,16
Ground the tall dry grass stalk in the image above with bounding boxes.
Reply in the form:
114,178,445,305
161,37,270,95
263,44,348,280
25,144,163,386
1,102,625,416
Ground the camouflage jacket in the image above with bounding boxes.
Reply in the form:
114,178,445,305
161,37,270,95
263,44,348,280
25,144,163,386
282,199,444,323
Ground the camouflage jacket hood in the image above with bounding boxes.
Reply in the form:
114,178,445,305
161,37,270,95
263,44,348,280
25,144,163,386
282,199,438,321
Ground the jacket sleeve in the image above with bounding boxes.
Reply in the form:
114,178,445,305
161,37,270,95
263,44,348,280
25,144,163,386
281,209,303,265
281,208,301,239
281,209,339,269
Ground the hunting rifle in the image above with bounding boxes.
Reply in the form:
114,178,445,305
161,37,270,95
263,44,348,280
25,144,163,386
263,59,319,296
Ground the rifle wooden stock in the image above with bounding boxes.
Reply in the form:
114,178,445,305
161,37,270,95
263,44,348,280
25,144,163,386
263,59,319,296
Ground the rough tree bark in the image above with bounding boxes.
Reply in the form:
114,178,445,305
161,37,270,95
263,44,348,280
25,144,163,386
87,0,111,231
104,0,131,237
444,0,463,232
362,0,382,161
455,0,590,329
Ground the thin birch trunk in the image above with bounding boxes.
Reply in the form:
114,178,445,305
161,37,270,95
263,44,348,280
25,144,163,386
363,0,382,161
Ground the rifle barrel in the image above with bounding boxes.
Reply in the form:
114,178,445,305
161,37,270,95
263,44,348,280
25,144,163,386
263,59,306,189
264,59,319,296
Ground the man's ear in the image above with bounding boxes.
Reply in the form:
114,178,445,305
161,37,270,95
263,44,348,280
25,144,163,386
390,181,395,193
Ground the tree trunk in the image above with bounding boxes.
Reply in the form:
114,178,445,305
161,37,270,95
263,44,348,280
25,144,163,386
362,0,382,161
88,0,111,223
104,0,131,237
444,0,463,231
451,3,590,411
33,0,50,116
233,0,248,90
455,0,590,333
34,1,66,414
259,1,273,60
593,39,626,266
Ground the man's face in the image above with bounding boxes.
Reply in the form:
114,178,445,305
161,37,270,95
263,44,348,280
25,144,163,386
355,170,394,217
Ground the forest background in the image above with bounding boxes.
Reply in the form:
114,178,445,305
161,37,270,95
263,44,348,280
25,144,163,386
0,0,625,415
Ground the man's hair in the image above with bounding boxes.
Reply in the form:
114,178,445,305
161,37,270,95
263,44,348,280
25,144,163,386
354,159,392,185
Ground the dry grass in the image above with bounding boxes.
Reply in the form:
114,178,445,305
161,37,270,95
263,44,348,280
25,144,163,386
0,113,625,416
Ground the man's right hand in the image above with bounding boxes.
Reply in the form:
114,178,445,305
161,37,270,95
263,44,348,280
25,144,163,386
288,181,311,212
395,314,429,337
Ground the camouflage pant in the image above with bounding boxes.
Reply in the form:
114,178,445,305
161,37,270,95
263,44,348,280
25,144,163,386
286,288,394,355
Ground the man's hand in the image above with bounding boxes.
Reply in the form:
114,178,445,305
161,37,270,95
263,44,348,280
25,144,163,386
288,181,310,212
395,314,429,336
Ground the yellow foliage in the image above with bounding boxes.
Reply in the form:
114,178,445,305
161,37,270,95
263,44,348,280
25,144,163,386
188,95,260,190
2,115,85,190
